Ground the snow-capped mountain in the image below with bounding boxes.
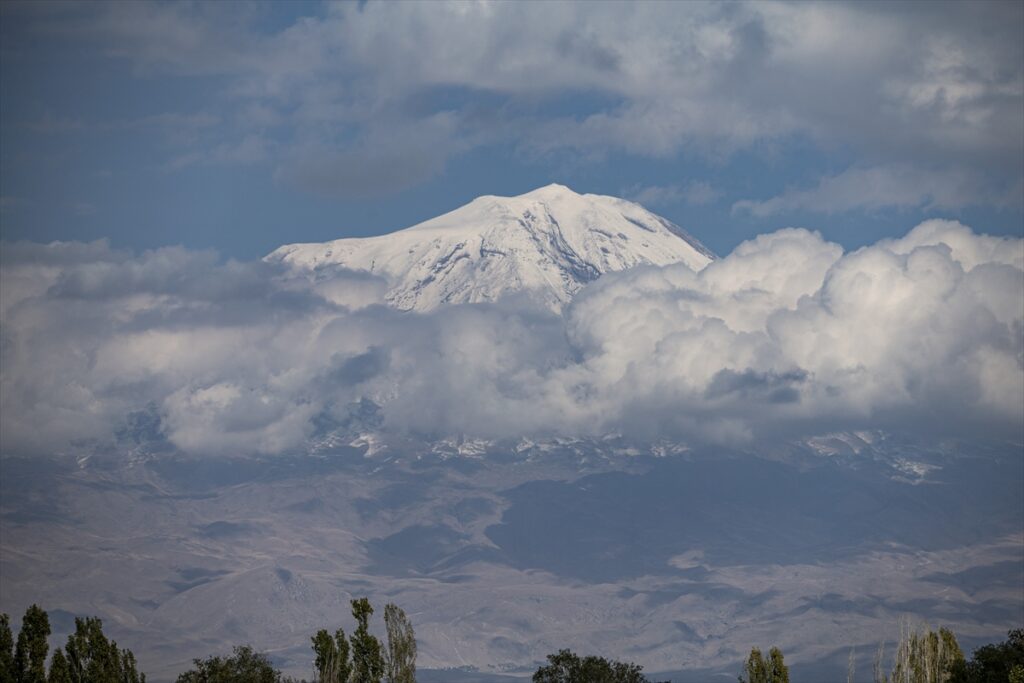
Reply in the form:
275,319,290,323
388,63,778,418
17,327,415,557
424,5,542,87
267,184,715,311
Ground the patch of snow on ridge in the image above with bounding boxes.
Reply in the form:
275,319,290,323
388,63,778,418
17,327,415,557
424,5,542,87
267,184,715,312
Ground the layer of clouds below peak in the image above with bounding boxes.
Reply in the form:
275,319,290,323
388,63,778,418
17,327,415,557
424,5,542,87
1,220,1021,457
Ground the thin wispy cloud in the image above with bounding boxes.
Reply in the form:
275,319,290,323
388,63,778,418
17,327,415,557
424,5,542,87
733,165,1024,217
627,182,724,207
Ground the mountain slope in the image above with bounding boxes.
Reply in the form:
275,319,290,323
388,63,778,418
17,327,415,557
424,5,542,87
267,184,715,311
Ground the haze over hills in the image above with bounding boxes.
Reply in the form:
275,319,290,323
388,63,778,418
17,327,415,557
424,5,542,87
2,433,1021,683
267,184,716,312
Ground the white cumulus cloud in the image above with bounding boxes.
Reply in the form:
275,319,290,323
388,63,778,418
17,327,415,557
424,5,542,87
1,220,1020,457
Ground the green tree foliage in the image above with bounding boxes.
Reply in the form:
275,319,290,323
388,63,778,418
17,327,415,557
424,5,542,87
348,599,384,683
950,629,1024,683
175,645,283,683
874,619,965,683
532,649,648,683
312,628,351,683
382,604,416,683
45,649,70,683
768,647,789,683
64,616,144,683
120,649,144,683
14,605,50,683
739,647,789,683
0,614,14,683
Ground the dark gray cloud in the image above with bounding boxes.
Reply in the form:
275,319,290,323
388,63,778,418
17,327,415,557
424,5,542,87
325,347,390,387
704,369,807,404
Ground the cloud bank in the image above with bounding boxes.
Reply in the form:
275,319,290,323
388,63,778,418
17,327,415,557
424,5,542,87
1,220,1020,457
9,1,1021,203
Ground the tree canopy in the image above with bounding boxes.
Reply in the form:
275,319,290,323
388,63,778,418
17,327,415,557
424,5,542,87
7,600,1023,683
175,645,283,683
533,649,648,683
951,630,1024,683
739,646,789,683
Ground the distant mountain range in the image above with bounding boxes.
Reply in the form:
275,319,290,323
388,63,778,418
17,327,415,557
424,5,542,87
267,184,715,311
3,433,1020,682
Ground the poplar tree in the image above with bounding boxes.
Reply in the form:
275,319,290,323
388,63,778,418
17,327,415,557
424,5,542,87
14,605,50,683
767,647,789,683
348,599,384,683
739,646,789,683
45,649,70,683
312,628,351,683
382,604,416,683
64,616,144,683
120,649,144,683
877,619,964,683
0,614,13,683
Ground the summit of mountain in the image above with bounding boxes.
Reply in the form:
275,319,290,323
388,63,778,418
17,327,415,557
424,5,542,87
267,184,715,311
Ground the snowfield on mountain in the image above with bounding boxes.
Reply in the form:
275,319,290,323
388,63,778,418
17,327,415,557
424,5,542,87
267,184,715,312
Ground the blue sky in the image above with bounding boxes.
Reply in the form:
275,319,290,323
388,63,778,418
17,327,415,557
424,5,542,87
1,0,1021,260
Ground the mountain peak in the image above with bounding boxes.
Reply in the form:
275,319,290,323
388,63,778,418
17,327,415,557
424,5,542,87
519,183,579,199
268,188,715,311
